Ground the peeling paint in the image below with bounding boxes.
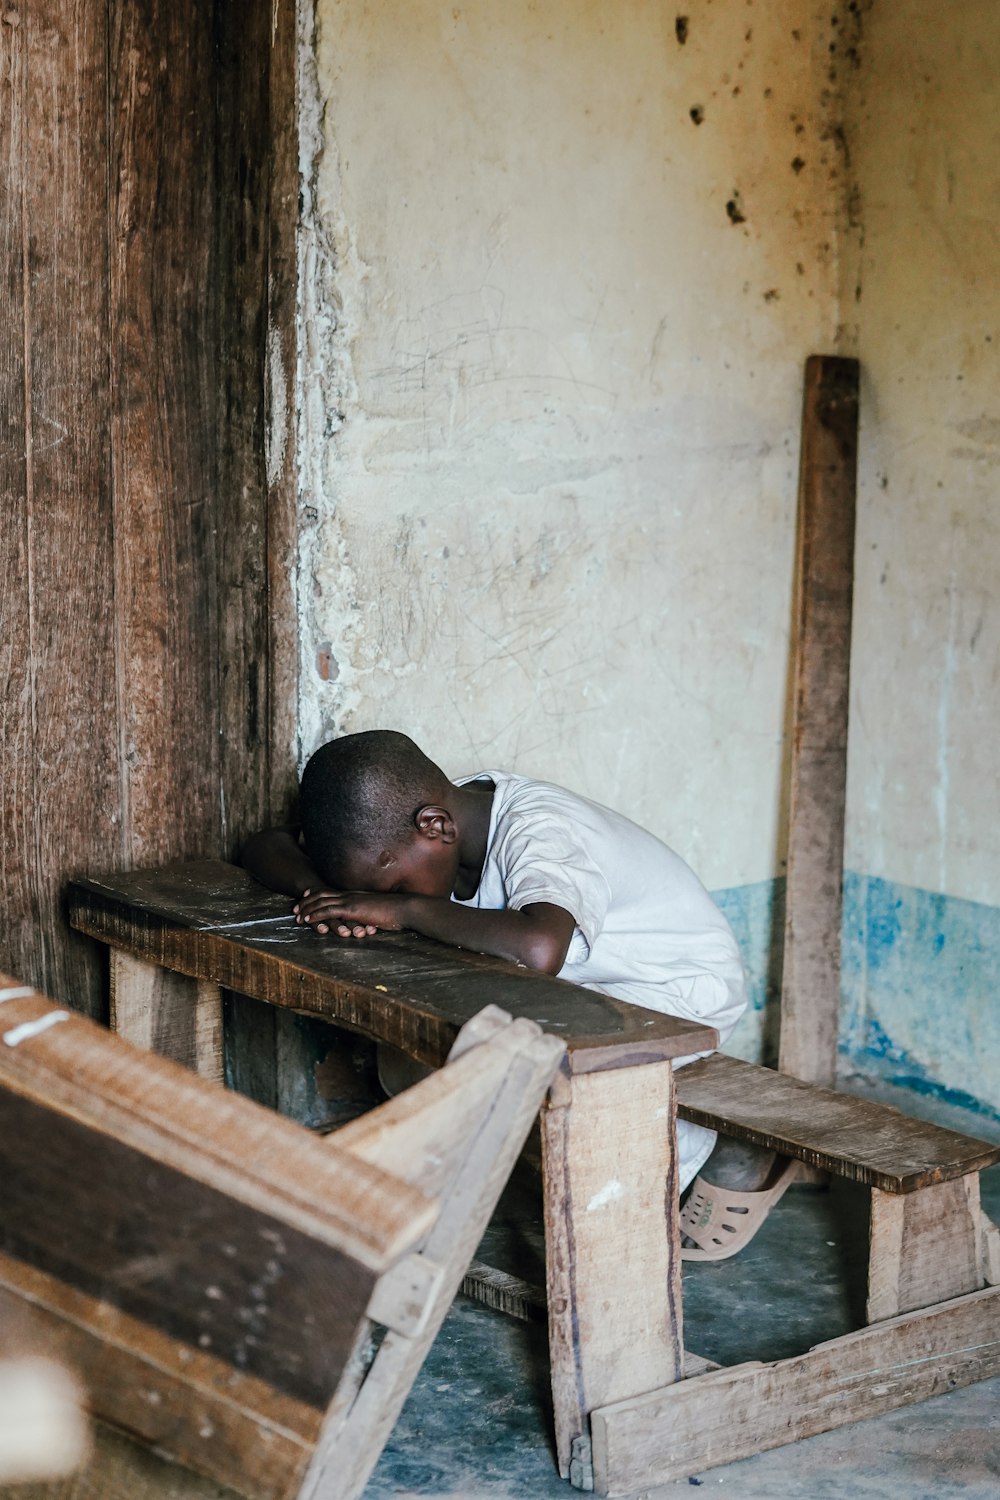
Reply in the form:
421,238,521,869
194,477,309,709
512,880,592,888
586,1180,625,1212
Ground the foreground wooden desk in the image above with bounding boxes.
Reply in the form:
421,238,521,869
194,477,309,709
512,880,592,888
69,860,718,1484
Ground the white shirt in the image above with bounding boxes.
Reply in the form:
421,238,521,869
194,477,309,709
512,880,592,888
455,771,747,1046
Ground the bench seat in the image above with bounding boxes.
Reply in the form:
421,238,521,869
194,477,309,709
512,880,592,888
675,1051,1000,1193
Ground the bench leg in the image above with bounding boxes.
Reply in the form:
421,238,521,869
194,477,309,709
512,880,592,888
110,950,223,1083
867,1175,985,1323
541,1060,683,1480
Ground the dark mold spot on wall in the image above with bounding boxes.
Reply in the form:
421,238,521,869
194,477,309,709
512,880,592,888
763,289,780,302
689,104,704,125
791,156,805,173
675,16,689,45
726,192,747,225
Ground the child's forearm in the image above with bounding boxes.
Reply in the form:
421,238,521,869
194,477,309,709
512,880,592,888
241,826,321,899
401,896,577,973
294,888,575,974
401,888,575,972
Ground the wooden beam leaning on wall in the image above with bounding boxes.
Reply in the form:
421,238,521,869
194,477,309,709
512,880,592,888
0,975,563,1500
779,354,860,1088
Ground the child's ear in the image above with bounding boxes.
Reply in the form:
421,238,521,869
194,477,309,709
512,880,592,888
414,805,457,844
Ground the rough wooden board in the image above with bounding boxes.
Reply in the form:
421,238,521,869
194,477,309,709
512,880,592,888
334,1022,546,1198
300,1024,564,1500
0,1254,315,1500
213,0,274,860
0,0,118,1020
461,1261,547,1322
111,950,223,1081
541,1061,683,1479
108,0,222,871
591,1283,1000,1495
68,862,718,1069
263,0,301,822
1,1083,379,1406
675,1052,1000,1191
867,1177,984,1323
983,1212,1000,1285
0,983,435,1274
0,1418,245,1500
779,355,859,1087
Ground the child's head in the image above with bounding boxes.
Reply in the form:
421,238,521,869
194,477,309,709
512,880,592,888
299,730,459,895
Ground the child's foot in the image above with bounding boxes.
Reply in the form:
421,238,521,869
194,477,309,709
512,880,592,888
680,1138,778,1251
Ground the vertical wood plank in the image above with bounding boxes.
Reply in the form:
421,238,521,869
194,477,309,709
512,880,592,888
265,0,301,817
779,355,860,1086
0,7,36,1003
541,1062,683,1478
213,0,273,856
867,1176,984,1323
108,0,221,869
110,950,223,1081
0,0,118,1019
213,0,300,1111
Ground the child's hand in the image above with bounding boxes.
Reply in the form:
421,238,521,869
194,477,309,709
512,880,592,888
293,889,408,939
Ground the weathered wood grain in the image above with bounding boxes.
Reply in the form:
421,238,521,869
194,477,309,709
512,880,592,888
591,1283,1000,1495
68,862,720,1070
541,1061,683,1477
0,0,118,1019
299,1017,563,1500
263,0,301,820
0,990,440,1412
213,0,276,856
0,1418,244,1500
779,355,860,1086
0,0,36,1008
675,1051,1000,1192
3,0,295,1026
108,0,221,869
0,981,435,1268
111,949,223,1080
867,1176,984,1322
0,1255,315,1500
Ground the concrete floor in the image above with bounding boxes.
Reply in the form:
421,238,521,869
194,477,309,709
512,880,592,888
365,1083,1000,1500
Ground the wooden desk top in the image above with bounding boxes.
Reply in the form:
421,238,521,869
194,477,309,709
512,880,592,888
69,861,718,1076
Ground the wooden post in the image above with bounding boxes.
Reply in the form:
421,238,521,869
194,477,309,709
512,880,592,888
867,1176,984,1323
110,950,223,1083
541,1061,683,1478
779,355,860,1087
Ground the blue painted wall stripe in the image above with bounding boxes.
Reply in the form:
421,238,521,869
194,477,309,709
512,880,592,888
711,872,1000,1125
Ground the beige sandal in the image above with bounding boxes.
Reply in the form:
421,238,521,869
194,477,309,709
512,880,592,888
680,1157,801,1261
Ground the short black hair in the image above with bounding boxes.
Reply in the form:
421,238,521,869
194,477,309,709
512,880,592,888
299,730,447,881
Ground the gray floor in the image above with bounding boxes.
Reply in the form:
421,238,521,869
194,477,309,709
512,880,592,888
365,1082,1000,1500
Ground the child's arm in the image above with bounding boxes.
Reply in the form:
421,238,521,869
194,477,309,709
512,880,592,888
241,826,323,900
293,890,576,975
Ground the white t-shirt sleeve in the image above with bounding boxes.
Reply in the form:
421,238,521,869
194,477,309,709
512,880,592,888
494,811,612,956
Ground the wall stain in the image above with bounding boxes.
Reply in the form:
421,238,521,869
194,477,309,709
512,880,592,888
725,192,747,225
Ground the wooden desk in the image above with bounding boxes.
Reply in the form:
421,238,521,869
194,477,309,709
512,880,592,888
69,860,718,1482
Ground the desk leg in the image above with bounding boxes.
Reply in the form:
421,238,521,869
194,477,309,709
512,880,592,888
541,1060,683,1481
867,1176,985,1322
110,950,224,1083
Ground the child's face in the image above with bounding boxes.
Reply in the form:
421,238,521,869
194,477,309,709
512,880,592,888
337,828,459,900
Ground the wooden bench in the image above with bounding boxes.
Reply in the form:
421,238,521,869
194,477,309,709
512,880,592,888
0,972,563,1500
67,861,1000,1494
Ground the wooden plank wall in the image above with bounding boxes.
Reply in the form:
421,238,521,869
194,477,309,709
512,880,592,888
0,0,297,1018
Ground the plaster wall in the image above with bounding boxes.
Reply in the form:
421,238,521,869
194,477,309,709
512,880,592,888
300,0,851,894
295,0,1000,1115
838,0,1000,1115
